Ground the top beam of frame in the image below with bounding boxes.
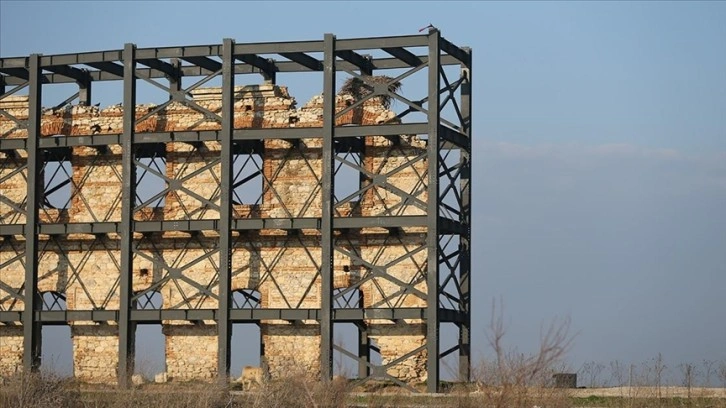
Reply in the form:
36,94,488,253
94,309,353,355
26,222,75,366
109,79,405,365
0,34,468,80
0,55,463,85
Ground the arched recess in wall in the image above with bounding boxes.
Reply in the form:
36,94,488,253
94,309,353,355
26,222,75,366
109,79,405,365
133,290,163,310
39,291,73,376
41,137,73,222
232,289,261,309
231,288,262,379
132,290,165,379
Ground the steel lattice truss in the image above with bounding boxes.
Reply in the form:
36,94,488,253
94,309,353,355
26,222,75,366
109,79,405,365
0,31,471,392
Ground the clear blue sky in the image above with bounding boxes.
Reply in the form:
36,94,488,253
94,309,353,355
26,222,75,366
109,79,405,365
2,1,725,384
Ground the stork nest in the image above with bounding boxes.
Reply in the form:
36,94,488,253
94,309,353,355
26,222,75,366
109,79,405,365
337,75,402,109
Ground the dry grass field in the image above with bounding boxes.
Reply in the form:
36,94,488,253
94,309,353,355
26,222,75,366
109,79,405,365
2,372,726,408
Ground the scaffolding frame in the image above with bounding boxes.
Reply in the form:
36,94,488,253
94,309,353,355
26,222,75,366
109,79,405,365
0,30,471,393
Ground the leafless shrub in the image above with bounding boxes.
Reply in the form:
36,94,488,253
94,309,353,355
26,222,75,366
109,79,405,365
0,371,80,408
679,363,698,400
652,353,667,399
100,382,233,408
471,298,575,408
703,359,717,388
609,359,626,389
248,367,349,408
580,360,606,388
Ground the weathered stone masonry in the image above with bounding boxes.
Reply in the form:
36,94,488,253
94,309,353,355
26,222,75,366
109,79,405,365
0,84,428,384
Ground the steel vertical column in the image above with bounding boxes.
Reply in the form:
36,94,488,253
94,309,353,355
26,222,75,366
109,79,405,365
357,324,370,379
118,43,137,388
426,29,441,393
218,37,235,384
79,80,91,106
320,33,336,381
458,47,472,383
22,53,42,373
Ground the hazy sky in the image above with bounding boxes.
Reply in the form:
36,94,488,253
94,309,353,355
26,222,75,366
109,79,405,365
1,1,724,384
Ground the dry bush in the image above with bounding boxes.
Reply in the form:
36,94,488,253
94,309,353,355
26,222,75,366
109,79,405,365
471,298,575,408
106,382,233,408
0,371,80,408
0,372,235,408
248,367,350,408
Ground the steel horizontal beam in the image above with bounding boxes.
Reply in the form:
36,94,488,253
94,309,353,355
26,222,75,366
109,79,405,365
1,55,463,85
382,47,423,67
131,309,216,322
0,216,430,236
137,58,178,77
235,54,277,76
333,308,426,321
335,50,372,72
439,125,469,149
38,51,124,67
0,123,428,151
44,65,90,83
439,217,467,235
85,62,124,78
335,122,427,138
234,41,324,55
181,56,222,72
0,308,433,323
235,218,319,230
336,34,429,50
0,57,29,69
279,52,323,71
438,308,467,324
0,67,29,80
136,45,223,60
36,310,118,322
440,37,471,67
334,216,427,229
0,311,22,322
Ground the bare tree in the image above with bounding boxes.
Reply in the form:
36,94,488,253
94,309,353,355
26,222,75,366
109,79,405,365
474,298,576,408
579,361,605,388
608,360,625,388
701,359,716,387
653,353,666,399
679,363,697,400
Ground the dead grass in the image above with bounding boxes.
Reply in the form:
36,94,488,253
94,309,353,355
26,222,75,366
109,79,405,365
0,371,80,408
3,371,726,408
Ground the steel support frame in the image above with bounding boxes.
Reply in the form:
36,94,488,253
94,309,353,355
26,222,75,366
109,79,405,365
217,37,235,383
0,32,472,393
458,47,472,383
320,33,336,381
22,54,42,373
426,30,441,393
118,43,137,388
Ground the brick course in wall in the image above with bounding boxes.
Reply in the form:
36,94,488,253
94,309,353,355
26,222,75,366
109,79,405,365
0,84,429,384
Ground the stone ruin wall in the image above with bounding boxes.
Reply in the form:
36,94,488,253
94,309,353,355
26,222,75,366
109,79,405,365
0,84,428,384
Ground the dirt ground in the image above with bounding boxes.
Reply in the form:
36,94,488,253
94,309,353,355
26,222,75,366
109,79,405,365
568,386,726,399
